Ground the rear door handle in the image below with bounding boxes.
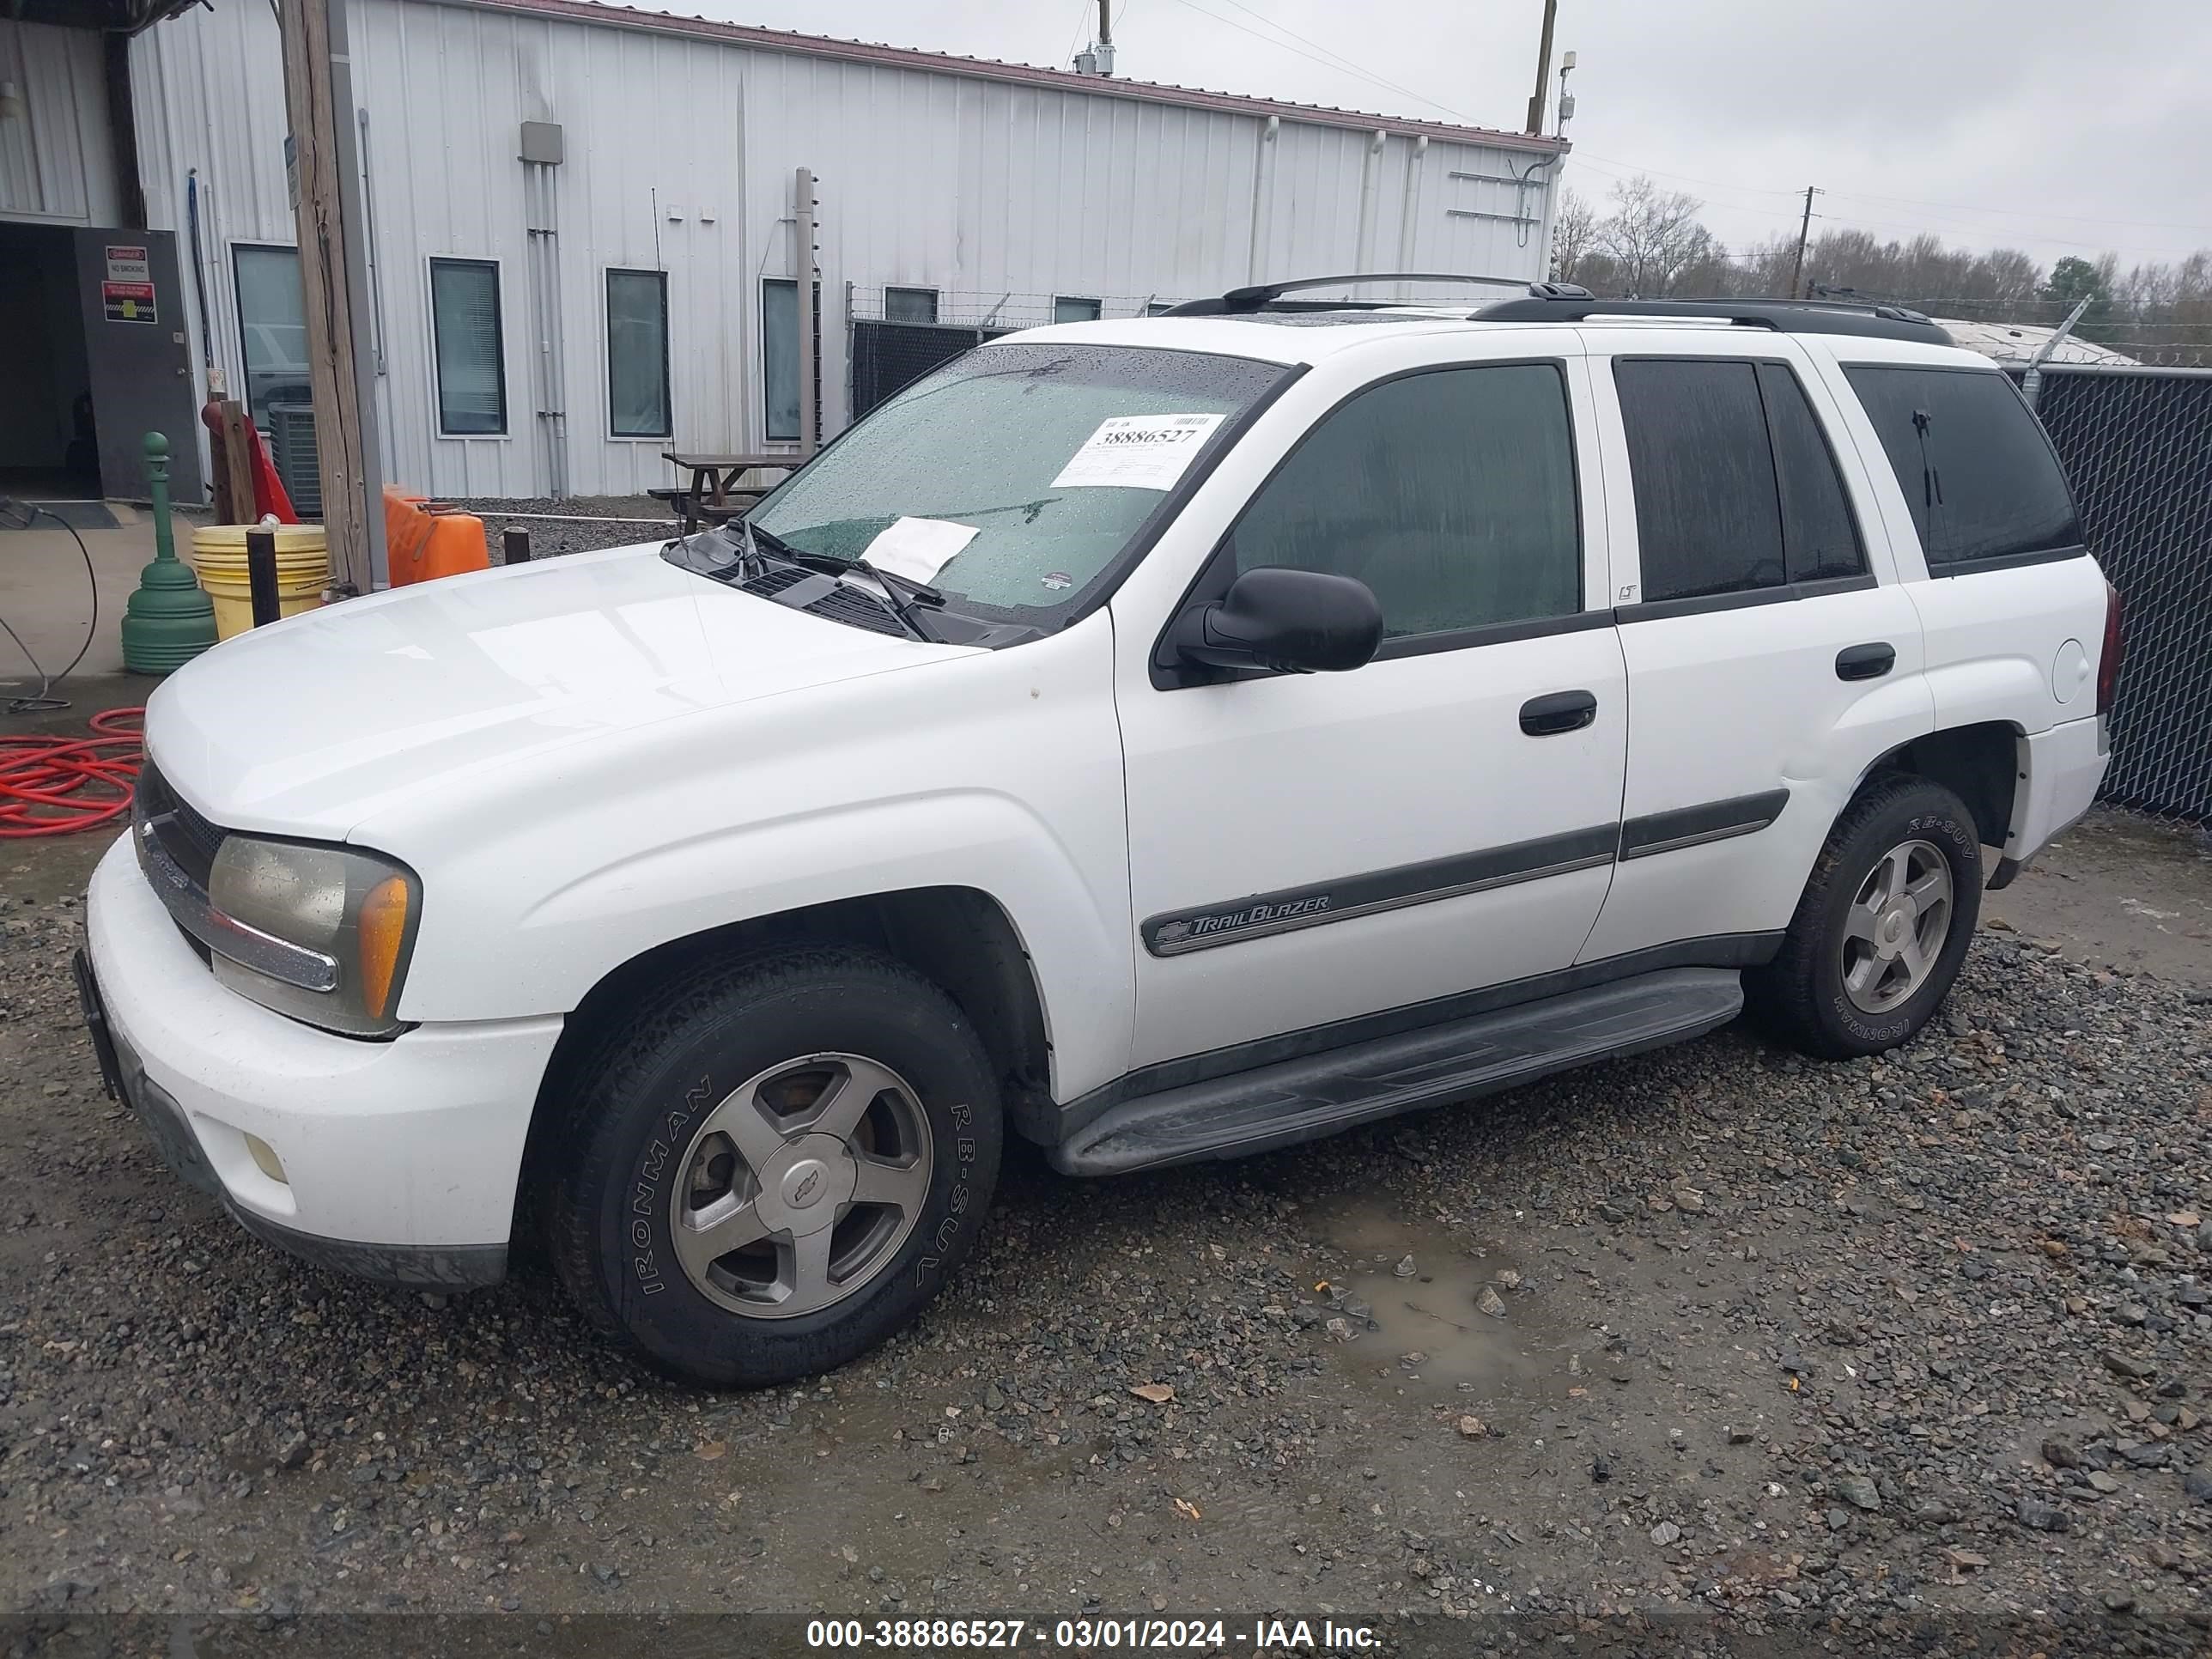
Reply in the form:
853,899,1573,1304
1519,689,1598,736
1835,642,1896,681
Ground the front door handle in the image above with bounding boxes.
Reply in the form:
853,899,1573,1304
1520,689,1598,736
1836,642,1896,681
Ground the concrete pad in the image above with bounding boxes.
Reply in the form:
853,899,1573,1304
0,516,164,684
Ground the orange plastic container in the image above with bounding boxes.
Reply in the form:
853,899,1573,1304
381,488,489,586
404,513,489,586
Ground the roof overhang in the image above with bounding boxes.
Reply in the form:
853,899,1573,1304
9,0,206,33
437,0,1569,155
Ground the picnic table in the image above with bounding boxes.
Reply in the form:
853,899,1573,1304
655,451,797,532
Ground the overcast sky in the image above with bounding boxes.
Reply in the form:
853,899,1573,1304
707,0,2211,280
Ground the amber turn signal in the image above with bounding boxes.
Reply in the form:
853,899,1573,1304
358,873,412,1019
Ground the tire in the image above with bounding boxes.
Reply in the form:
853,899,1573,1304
1748,775,1983,1060
541,945,1003,1389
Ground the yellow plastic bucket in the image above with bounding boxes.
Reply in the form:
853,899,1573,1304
189,525,330,641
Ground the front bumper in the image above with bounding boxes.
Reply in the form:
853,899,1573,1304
82,836,564,1288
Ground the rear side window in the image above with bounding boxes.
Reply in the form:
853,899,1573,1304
1759,363,1865,582
1614,358,1866,604
1231,362,1580,641
1844,365,2081,569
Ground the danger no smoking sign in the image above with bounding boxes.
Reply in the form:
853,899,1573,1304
103,245,157,325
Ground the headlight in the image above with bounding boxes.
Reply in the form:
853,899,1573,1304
207,837,422,1036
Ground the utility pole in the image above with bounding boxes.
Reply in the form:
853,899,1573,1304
1524,0,1559,135
795,167,817,457
276,0,387,592
1789,185,1823,300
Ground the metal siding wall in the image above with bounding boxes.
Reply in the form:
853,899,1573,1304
127,0,296,483
137,0,1555,499
546,21,745,496
0,21,118,226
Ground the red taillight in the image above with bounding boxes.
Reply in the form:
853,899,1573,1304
2096,580,2124,717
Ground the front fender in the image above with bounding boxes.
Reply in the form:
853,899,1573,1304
371,622,1134,1101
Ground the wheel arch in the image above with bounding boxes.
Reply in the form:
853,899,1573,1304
1854,720,2023,852
519,885,1056,1224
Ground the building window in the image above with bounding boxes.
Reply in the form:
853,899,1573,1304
605,268,672,439
1145,301,1177,316
429,258,506,435
1230,363,1581,641
231,245,308,426
1053,295,1103,324
884,286,939,325
763,277,799,442
1844,365,2081,568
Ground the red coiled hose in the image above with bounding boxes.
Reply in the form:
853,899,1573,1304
0,708,144,839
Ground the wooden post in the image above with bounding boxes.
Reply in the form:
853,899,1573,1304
276,0,387,593
501,525,531,564
218,400,257,525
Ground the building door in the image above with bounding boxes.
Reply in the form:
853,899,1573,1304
71,228,205,505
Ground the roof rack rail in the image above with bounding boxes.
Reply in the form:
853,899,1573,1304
1164,271,1528,317
1471,292,1955,345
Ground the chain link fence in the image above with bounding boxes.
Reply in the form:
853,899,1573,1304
2017,364,2212,822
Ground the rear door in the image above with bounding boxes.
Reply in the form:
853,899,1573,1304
1579,332,1930,963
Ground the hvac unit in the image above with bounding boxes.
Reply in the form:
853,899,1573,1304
264,402,323,520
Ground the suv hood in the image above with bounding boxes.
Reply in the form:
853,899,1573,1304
145,543,975,837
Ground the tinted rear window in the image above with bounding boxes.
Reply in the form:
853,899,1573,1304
1844,365,2081,568
1614,359,1784,603
1758,362,1866,583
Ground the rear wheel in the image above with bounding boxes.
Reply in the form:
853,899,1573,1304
1748,776,1983,1059
542,946,1003,1389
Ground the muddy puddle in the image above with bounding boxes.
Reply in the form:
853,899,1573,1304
1305,1195,1584,1407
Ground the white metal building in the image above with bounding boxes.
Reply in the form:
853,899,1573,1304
5,0,1565,503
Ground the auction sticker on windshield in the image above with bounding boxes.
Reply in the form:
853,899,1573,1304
1050,413,1224,492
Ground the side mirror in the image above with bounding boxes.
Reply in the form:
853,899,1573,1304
1173,566,1382,675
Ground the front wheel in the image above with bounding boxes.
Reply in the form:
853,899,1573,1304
1748,776,1983,1060
542,946,1003,1389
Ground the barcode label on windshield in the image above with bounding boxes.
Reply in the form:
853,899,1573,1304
1050,413,1225,492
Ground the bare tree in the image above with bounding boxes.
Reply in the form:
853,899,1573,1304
1594,176,1717,297
1549,188,1601,285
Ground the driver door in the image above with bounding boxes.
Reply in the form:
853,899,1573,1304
1114,351,1628,1072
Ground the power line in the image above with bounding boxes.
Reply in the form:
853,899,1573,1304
1159,0,1467,122
1564,155,2211,259
1202,0,1471,120
1567,150,2210,252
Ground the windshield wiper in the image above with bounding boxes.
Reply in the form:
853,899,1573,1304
741,520,945,641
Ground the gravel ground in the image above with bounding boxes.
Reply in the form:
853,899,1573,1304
2,836,2209,1650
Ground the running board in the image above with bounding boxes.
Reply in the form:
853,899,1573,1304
1050,968,1743,1176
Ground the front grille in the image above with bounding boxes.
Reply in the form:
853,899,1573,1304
136,764,227,884
738,563,910,638
134,763,222,964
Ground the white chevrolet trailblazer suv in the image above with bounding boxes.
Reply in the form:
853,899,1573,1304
79,278,2120,1388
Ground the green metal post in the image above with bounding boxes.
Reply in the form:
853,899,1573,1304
120,431,219,673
